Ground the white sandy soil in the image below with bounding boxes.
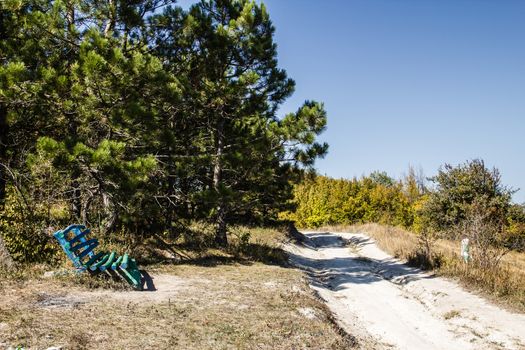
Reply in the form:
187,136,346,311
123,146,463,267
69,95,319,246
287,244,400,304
286,231,525,350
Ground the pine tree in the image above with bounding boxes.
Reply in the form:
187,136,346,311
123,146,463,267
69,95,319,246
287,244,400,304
2,0,329,256
153,0,327,245
1,0,175,231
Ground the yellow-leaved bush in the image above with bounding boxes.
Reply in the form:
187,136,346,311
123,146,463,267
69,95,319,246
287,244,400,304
281,174,422,229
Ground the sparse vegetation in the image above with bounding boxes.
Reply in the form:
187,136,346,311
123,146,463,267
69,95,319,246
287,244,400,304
0,264,355,349
419,159,524,268
443,310,461,320
0,226,356,350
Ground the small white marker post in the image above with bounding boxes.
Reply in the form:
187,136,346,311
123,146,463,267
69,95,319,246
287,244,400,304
461,237,470,263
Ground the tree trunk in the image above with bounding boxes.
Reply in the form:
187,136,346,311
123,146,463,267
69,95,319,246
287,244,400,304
0,104,8,210
66,3,82,220
213,119,227,246
71,174,82,219
215,206,227,246
102,192,117,233
0,235,13,269
165,163,176,236
103,0,116,37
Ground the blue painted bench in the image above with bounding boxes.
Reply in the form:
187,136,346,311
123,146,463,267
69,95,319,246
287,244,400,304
54,224,142,289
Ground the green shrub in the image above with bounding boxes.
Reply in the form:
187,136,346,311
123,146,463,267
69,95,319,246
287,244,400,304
0,188,59,263
283,174,418,229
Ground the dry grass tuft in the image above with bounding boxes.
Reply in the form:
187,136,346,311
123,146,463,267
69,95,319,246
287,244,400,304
443,309,461,320
0,236,14,269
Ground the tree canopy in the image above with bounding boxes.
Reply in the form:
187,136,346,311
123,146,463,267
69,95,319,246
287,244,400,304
0,0,328,260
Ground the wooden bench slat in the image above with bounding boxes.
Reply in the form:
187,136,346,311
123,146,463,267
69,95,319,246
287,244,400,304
85,251,106,267
71,238,98,252
69,229,91,245
111,255,123,270
90,253,110,271
100,251,116,271
121,253,129,269
77,240,99,259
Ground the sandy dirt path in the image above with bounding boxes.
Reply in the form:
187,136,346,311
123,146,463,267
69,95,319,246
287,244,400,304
286,231,525,350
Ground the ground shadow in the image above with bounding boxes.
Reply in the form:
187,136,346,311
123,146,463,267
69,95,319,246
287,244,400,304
182,255,253,267
181,242,288,267
137,238,289,268
140,270,157,291
306,233,347,248
345,235,376,249
289,232,435,293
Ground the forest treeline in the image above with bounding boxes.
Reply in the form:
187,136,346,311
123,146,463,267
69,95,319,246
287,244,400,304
283,160,525,258
0,0,328,261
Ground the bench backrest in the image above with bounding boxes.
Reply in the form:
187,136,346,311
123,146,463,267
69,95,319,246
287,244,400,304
54,224,99,271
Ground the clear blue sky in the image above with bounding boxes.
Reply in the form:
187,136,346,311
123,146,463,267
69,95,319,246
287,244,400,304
179,0,525,203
